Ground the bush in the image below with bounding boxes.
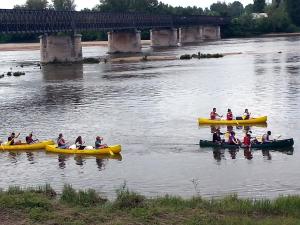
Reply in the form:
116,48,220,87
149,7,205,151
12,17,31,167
114,183,145,209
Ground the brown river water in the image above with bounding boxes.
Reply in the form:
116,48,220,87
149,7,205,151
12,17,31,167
0,36,299,199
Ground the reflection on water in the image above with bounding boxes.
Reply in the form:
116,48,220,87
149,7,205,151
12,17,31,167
0,36,299,199
244,148,253,160
211,147,293,162
42,64,84,81
229,149,237,159
262,150,272,160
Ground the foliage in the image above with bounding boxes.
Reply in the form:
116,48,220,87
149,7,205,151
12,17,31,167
244,3,254,14
60,184,107,207
25,0,49,10
228,1,244,17
94,0,204,15
1,185,300,224
113,182,145,209
286,0,300,26
267,5,293,32
253,0,266,13
210,2,229,16
52,0,76,11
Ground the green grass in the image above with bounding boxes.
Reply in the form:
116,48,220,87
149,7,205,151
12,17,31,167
61,184,107,207
0,185,300,225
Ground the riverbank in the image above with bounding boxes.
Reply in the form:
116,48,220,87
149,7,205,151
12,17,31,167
1,185,300,225
0,40,151,52
261,32,300,37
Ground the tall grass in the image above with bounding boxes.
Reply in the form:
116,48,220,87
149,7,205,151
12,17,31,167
0,186,52,210
1,184,300,225
60,184,107,207
113,182,145,209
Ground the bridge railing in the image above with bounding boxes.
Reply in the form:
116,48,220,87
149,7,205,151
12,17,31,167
0,9,229,34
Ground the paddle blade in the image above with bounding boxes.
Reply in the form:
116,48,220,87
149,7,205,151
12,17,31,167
109,149,115,156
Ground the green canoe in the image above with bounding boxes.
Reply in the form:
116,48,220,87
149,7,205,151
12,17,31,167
199,138,294,149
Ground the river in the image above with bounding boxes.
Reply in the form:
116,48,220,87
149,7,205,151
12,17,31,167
0,36,299,199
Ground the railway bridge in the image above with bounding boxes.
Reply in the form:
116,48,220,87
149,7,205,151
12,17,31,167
0,9,229,63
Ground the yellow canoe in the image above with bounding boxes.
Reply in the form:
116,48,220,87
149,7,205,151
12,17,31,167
45,144,122,155
0,140,55,151
198,116,267,125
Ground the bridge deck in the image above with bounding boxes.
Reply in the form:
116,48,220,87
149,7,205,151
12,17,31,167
0,9,229,34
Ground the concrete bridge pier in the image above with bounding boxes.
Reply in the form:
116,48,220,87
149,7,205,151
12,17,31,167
108,30,141,53
40,34,82,63
203,26,221,40
179,26,203,44
150,28,178,47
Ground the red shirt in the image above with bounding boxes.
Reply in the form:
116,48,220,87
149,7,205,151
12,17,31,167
243,136,251,146
227,112,233,120
210,112,216,120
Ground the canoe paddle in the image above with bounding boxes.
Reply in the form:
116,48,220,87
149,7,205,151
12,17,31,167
109,148,115,156
7,133,20,145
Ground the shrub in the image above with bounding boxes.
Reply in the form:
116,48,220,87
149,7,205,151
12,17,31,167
114,183,145,209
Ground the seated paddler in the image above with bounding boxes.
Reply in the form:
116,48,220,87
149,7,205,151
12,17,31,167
210,108,222,120
95,136,108,149
26,132,39,144
57,133,68,149
212,129,224,143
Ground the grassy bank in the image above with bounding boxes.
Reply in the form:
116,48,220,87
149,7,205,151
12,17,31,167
1,185,300,225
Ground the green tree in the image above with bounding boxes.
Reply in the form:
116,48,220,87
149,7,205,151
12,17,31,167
95,0,156,12
25,0,49,10
210,2,229,16
13,5,26,9
253,0,266,13
52,0,76,10
286,0,300,26
228,1,244,18
244,4,253,14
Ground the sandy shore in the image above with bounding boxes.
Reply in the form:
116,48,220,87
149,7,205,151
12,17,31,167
0,40,151,52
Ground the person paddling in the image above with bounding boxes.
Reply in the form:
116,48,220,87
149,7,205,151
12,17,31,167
262,131,274,143
228,131,240,145
57,133,68,149
226,109,233,120
212,129,224,144
95,136,108,149
210,108,222,120
26,132,38,144
243,133,251,147
8,132,21,145
75,136,86,150
243,109,251,120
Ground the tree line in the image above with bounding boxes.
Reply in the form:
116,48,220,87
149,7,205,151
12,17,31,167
0,0,299,43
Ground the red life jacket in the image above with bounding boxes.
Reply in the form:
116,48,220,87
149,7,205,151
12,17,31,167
210,112,216,120
227,112,233,120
